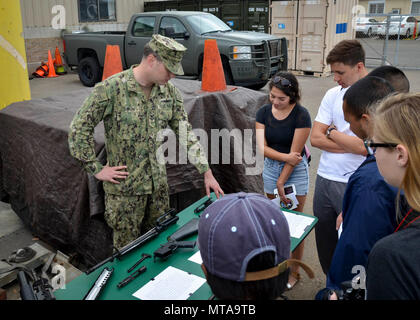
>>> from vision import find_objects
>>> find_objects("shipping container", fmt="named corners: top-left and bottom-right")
top-left (200, 0), bottom-right (221, 18)
top-left (246, 1), bottom-right (270, 33)
top-left (144, 0), bottom-right (199, 12)
top-left (144, 1), bottom-right (165, 12)
top-left (144, 0), bottom-right (270, 32)
top-left (219, 0), bottom-right (243, 30)
top-left (164, 0), bottom-right (180, 11)
top-left (179, 0), bottom-right (200, 11)
top-left (271, 0), bottom-right (357, 74)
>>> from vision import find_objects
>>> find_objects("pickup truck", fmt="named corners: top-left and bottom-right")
top-left (63, 11), bottom-right (287, 89)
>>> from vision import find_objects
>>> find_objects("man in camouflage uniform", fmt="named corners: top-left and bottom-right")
top-left (69, 34), bottom-right (224, 248)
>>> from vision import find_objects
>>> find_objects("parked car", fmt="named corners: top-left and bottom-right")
top-left (63, 11), bottom-right (288, 89)
top-left (356, 17), bottom-right (380, 37)
top-left (378, 15), bottom-right (420, 39)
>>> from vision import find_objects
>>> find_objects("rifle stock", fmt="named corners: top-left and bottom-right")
top-left (86, 208), bottom-right (178, 274)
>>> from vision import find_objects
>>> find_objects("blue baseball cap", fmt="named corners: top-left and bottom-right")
top-left (198, 192), bottom-right (291, 282)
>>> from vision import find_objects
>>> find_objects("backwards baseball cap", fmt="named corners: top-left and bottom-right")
top-left (148, 34), bottom-right (186, 76)
top-left (199, 192), bottom-right (299, 282)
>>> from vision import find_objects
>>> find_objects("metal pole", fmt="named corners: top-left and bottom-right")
top-left (394, 15), bottom-right (402, 66)
top-left (382, 15), bottom-right (390, 65)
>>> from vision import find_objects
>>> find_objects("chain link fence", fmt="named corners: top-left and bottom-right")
top-left (355, 14), bottom-right (420, 70)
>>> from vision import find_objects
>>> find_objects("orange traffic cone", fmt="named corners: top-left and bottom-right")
top-left (201, 39), bottom-right (226, 92)
top-left (32, 62), bottom-right (49, 78)
top-left (102, 45), bottom-right (123, 81)
top-left (54, 46), bottom-right (63, 66)
top-left (46, 50), bottom-right (58, 78)
top-left (54, 46), bottom-right (66, 74)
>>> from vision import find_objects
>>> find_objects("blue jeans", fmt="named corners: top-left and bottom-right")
top-left (262, 156), bottom-right (309, 196)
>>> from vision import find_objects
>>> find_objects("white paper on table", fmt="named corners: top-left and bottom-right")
top-left (282, 211), bottom-right (315, 238)
top-left (132, 266), bottom-right (206, 300)
top-left (188, 251), bottom-right (203, 265)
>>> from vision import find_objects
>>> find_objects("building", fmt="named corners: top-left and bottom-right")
top-left (20, 0), bottom-right (147, 74)
top-left (358, 0), bottom-right (420, 15)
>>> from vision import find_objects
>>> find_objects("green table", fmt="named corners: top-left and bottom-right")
top-left (55, 193), bottom-right (317, 300)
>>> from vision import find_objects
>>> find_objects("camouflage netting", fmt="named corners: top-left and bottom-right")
top-left (0, 79), bottom-right (268, 268)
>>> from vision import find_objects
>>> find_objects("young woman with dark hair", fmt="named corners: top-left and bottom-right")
top-left (256, 72), bottom-right (311, 289)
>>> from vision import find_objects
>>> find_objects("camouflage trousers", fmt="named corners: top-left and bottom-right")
top-left (104, 185), bottom-right (169, 249)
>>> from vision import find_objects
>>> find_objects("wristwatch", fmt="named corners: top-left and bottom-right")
top-left (326, 127), bottom-right (337, 139)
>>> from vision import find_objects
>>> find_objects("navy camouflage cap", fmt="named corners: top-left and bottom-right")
top-left (148, 34), bottom-right (186, 76)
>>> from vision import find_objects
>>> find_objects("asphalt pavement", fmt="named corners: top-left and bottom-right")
top-left (2, 67), bottom-right (420, 300)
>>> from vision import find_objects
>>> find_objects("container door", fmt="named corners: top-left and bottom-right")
top-left (144, 2), bottom-right (164, 12)
top-left (178, 0), bottom-right (200, 11)
top-left (164, 1), bottom-right (179, 11)
top-left (270, 1), bottom-right (298, 70)
top-left (295, 0), bottom-right (328, 73)
top-left (324, 0), bottom-right (357, 70)
top-left (220, 0), bottom-right (243, 31)
top-left (201, 0), bottom-right (221, 18)
top-left (246, 0), bottom-right (270, 33)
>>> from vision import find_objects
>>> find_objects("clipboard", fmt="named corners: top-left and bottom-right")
top-left (271, 197), bottom-right (318, 252)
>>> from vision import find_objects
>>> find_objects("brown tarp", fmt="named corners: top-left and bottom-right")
top-left (0, 79), bottom-right (267, 268)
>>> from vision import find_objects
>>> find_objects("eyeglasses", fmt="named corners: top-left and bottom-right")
top-left (272, 76), bottom-right (292, 88)
top-left (364, 139), bottom-right (398, 156)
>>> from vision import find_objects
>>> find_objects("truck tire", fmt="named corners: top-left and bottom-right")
top-left (78, 56), bottom-right (102, 87)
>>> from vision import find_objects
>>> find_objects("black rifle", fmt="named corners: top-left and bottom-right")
top-left (153, 217), bottom-right (199, 261)
top-left (167, 218), bottom-right (199, 242)
top-left (86, 208), bottom-right (179, 274)
top-left (194, 198), bottom-right (213, 215)
top-left (154, 240), bottom-right (197, 261)
top-left (17, 270), bottom-right (55, 300)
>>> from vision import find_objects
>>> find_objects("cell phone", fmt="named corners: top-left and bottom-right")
top-left (284, 184), bottom-right (297, 196)
top-left (274, 184), bottom-right (299, 210)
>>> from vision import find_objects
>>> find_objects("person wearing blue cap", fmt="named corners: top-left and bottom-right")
top-left (198, 192), bottom-right (314, 300)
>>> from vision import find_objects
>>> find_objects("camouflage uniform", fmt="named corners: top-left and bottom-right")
top-left (68, 35), bottom-right (209, 248)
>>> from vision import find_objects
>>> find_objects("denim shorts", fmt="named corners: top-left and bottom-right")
top-left (262, 156), bottom-right (309, 196)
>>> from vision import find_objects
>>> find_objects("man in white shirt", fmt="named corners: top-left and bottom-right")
top-left (310, 40), bottom-right (368, 275)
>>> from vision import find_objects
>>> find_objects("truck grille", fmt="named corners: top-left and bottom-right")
top-left (268, 40), bottom-right (280, 58)
top-left (252, 44), bottom-right (265, 59)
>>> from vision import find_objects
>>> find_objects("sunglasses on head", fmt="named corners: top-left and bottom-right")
top-left (364, 139), bottom-right (398, 156)
top-left (272, 76), bottom-right (292, 88)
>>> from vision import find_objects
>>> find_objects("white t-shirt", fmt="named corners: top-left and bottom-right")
top-left (314, 85), bottom-right (365, 183)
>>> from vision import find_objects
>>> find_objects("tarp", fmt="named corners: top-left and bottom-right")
top-left (0, 79), bottom-right (267, 268)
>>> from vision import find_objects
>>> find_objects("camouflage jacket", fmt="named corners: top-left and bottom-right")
top-left (68, 65), bottom-right (209, 195)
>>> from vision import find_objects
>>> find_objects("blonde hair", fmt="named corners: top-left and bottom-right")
top-left (374, 93), bottom-right (420, 214)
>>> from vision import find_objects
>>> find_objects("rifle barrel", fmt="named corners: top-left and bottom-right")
top-left (85, 209), bottom-right (178, 274)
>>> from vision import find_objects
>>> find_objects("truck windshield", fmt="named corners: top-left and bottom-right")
top-left (186, 14), bottom-right (232, 35)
